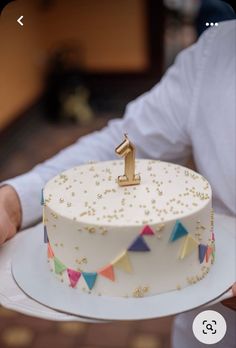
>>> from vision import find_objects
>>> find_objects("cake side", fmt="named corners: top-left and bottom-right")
top-left (43, 160), bottom-right (215, 297)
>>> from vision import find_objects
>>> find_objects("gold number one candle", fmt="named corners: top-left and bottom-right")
top-left (115, 134), bottom-right (141, 186)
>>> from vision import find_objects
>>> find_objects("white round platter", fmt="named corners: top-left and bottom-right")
top-left (10, 214), bottom-right (235, 321)
top-left (0, 228), bottom-right (101, 322)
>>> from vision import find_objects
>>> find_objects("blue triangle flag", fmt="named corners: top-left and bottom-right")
top-left (128, 235), bottom-right (150, 252)
top-left (41, 189), bottom-right (44, 205)
top-left (199, 244), bottom-right (207, 264)
top-left (169, 220), bottom-right (188, 242)
top-left (44, 225), bottom-right (49, 243)
top-left (82, 272), bottom-right (97, 290)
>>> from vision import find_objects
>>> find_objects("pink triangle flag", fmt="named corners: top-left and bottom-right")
top-left (67, 269), bottom-right (81, 288)
top-left (141, 225), bottom-right (155, 236)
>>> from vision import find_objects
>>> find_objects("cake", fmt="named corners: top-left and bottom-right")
top-left (42, 138), bottom-right (215, 298)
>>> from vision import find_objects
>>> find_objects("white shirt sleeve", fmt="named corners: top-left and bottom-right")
top-left (4, 28), bottom-right (213, 229)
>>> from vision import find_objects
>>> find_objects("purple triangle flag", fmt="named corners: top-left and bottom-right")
top-left (199, 244), bottom-right (207, 263)
top-left (128, 235), bottom-right (150, 252)
top-left (44, 225), bottom-right (49, 243)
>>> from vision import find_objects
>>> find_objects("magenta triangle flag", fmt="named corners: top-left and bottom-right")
top-left (128, 235), bottom-right (150, 252)
top-left (141, 225), bottom-right (155, 236)
top-left (67, 269), bottom-right (81, 288)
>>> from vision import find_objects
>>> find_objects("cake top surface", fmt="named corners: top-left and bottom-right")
top-left (44, 159), bottom-right (211, 226)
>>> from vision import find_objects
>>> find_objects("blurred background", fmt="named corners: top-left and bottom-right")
top-left (0, 1), bottom-right (235, 348)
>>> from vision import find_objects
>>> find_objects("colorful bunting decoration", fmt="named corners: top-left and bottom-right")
top-left (54, 257), bottom-right (67, 274)
top-left (44, 225), bottom-right (49, 243)
top-left (179, 235), bottom-right (198, 260)
top-left (128, 235), bottom-right (150, 252)
top-left (199, 244), bottom-right (207, 264)
top-left (99, 264), bottom-right (115, 281)
top-left (82, 272), bottom-right (97, 290)
top-left (141, 225), bottom-right (155, 236)
top-left (45, 218), bottom-right (215, 291)
top-left (41, 188), bottom-right (44, 205)
top-left (47, 243), bottom-right (54, 259)
top-left (67, 269), bottom-right (81, 288)
top-left (169, 221), bottom-right (188, 242)
top-left (205, 246), bottom-right (213, 263)
top-left (112, 251), bottom-right (132, 273)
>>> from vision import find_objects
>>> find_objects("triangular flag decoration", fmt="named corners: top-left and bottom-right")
top-left (54, 257), bottom-right (67, 274)
top-left (128, 235), bottom-right (150, 252)
top-left (198, 244), bottom-right (207, 264)
top-left (82, 272), bottom-right (97, 290)
top-left (67, 269), bottom-right (81, 288)
top-left (179, 235), bottom-right (198, 260)
top-left (41, 188), bottom-right (44, 205)
top-left (42, 209), bottom-right (45, 224)
top-left (112, 251), bottom-right (132, 273)
top-left (99, 264), bottom-right (115, 281)
top-left (205, 246), bottom-right (213, 263)
top-left (44, 225), bottom-right (49, 243)
top-left (211, 232), bottom-right (215, 241)
top-left (212, 249), bottom-right (216, 263)
top-left (47, 243), bottom-right (54, 259)
top-left (169, 220), bottom-right (188, 242)
top-left (141, 225), bottom-right (155, 236)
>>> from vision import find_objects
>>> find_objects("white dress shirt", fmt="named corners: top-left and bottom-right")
top-left (4, 20), bottom-right (236, 347)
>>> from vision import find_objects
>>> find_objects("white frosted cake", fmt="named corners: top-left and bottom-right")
top-left (42, 159), bottom-right (215, 297)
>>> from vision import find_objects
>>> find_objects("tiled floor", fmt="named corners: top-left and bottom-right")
top-left (0, 108), bottom-right (174, 348)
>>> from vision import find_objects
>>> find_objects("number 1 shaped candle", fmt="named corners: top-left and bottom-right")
top-left (115, 134), bottom-right (141, 186)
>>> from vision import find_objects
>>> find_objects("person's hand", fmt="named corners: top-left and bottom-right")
top-left (0, 185), bottom-right (21, 245)
top-left (222, 283), bottom-right (236, 311)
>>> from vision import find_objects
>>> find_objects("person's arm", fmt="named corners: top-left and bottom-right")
top-left (1, 26), bottom-right (216, 237)
top-left (222, 283), bottom-right (236, 311)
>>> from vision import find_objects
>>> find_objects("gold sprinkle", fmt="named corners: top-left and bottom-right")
top-left (156, 223), bottom-right (165, 232)
top-left (133, 286), bottom-right (149, 298)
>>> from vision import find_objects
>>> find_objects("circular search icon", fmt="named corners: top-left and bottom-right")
top-left (192, 310), bottom-right (227, 344)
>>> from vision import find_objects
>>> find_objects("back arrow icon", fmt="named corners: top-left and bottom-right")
top-left (17, 16), bottom-right (24, 26)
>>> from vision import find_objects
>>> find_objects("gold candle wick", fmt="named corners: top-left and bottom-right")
top-left (115, 134), bottom-right (141, 186)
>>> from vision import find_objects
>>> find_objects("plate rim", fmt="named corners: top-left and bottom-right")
top-left (11, 214), bottom-right (236, 320)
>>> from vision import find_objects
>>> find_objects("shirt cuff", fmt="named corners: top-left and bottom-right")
top-left (1, 171), bottom-right (44, 230)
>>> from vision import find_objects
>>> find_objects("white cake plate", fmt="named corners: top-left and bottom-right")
top-left (10, 214), bottom-right (235, 321)
top-left (0, 229), bottom-right (102, 322)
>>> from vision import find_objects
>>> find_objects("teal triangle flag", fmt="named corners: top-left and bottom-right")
top-left (41, 188), bottom-right (44, 205)
top-left (169, 220), bottom-right (188, 242)
top-left (54, 257), bottom-right (67, 274)
top-left (82, 272), bottom-right (97, 290)
top-left (128, 235), bottom-right (150, 252)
